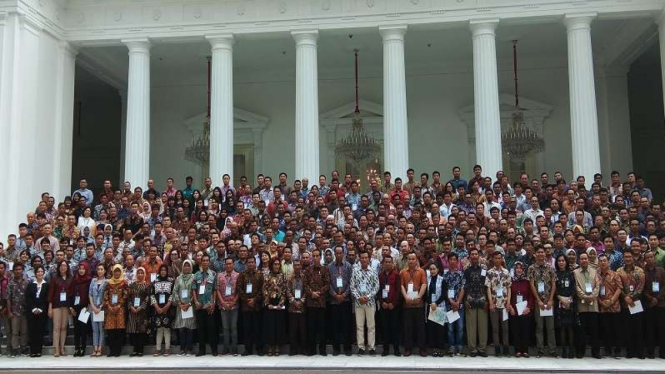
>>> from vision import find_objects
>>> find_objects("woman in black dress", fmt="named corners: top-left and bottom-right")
top-left (25, 265), bottom-right (49, 357)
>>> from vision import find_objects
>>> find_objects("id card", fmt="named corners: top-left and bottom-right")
top-left (112, 294), bottom-right (118, 304)
top-left (359, 284), bottom-right (367, 294)
top-left (496, 287), bottom-right (504, 298)
top-left (199, 284), bottom-right (206, 295)
top-left (60, 292), bottom-right (67, 302)
top-left (159, 294), bottom-right (166, 304)
top-left (653, 282), bottom-right (660, 293)
top-left (225, 285), bottom-right (232, 297)
top-left (537, 282), bottom-right (545, 293)
top-left (151, 273), bottom-right (157, 283)
top-left (599, 285), bottom-right (606, 297)
top-left (448, 289), bottom-right (455, 299)
top-left (382, 289), bottom-right (388, 298)
top-left (585, 282), bottom-right (592, 294)
top-left (181, 289), bottom-right (189, 299)
top-left (294, 289), bottom-right (302, 299)
top-left (407, 282), bottom-right (414, 294)
top-left (336, 276), bottom-right (343, 288)
top-left (246, 284), bottom-right (253, 294)
top-left (516, 294), bottom-right (524, 303)
top-left (480, 269), bottom-right (487, 277)
top-left (133, 297), bottom-right (140, 307)
top-left (74, 296), bottom-right (80, 305)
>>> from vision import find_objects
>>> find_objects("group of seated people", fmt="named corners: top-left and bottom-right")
top-left (0, 165), bottom-right (663, 360)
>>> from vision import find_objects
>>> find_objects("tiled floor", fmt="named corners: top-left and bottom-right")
top-left (1, 354), bottom-right (663, 372)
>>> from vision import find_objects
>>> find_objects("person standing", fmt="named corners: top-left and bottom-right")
top-left (286, 259), bottom-right (306, 356)
top-left (216, 257), bottom-right (240, 355)
top-left (617, 250), bottom-right (645, 359)
top-left (71, 262), bottom-right (92, 356)
top-left (350, 251), bottom-right (379, 356)
top-left (304, 248), bottom-right (330, 356)
top-left (88, 264), bottom-right (107, 357)
top-left (104, 264), bottom-right (128, 357)
top-left (238, 256), bottom-right (264, 356)
top-left (642, 251), bottom-right (664, 359)
top-left (554, 254), bottom-right (575, 359)
top-left (378, 255), bottom-right (401, 357)
top-left (151, 264), bottom-right (174, 356)
top-left (192, 254), bottom-right (218, 356)
top-left (574, 252), bottom-right (600, 358)
top-left (47, 260), bottom-right (73, 357)
top-left (399, 252), bottom-right (427, 357)
top-left (443, 253), bottom-right (465, 356)
top-left (425, 262), bottom-right (447, 357)
top-left (485, 251), bottom-right (512, 357)
top-left (263, 259), bottom-right (286, 356)
top-left (172, 260), bottom-right (196, 356)
top-left (597, 253), bottom-right (622, 358)
top-left (509, 262), bottom-right (533, 357)
top-left (528, 245), bottom-right (557, 357)
top-left (327, 247), bottom-right (353, 356)
top-left (6, 263), bottom-right (29, 357)
top-left (26, 265), bottom-right (48, 357)
top-left (127, 267), bottom-right (150, 356)
top-left (463, 248), bottom-right (488, 357)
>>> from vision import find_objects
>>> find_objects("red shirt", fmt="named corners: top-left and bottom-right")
top-left (379, 269), bottom-right (401, 306)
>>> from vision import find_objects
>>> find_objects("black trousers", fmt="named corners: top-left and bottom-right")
top-left (576, 312), bottom-right (599, 356)
top-left (179, 328), bottom-right (194, 353)
top-left (289, 313), bottom-right (307, 354)
top-left (645, 306), bottom-right (665, 357)
top-left (130, 332), bottom-right (147, 354)
top-left (195, 309), bottom-right (218, 354)
top-left (107, 329), bottom-right (125, 356)
top-left (426, 320), bottom-right (446, 350)
top-left (623, 309), bottom-right (644, 357)
top-left (307, 307), bottom-right (326, 354)
top-left (402, 307), bottom-right (426, 351)
top-left (330, 302), bottom-right (351, 351)
top-left (263, 309), bottom-right (285, 346)
top-left (73, 318), bottom-right (89, 351)
top-left (242, 310), bottom-right (263, 353)
top-left (27, 313), bottom-right (46, 355)
top-left (511, 314), bottom-right (531, 354)
top-left (599, 312), bottom-right (620, 355)
top-left (379, 308), bottom-right (400, 349)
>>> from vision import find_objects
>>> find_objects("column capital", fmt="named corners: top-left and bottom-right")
top-left (122, 38), bottom-right (151, 53)
top-left (60, 41), bottom-right (78, 59)
top-left (469, 19), bottom-right (499, 37)
top-left (291, 30), bottom-right (319, 45)
top-left (206, 33), bottom-right (234, 50)
top-left (656, 9), bottom-right (665, 27)
top-left (379, 25), bottom-right (407, 41)
top-left (563, 13), bottom-right (597, 32)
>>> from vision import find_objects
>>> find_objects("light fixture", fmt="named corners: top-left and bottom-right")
top-left (335, 49), bottom-right (381, 165)
top-left (501, 40), bottom-right (545, 160)
top-left (184, 56), bottom-right (212, 167)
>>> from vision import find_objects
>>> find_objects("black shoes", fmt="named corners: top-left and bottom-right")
top-left (357, 348), bottom-right (365, 356)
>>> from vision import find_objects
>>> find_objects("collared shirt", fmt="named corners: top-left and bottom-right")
top-left (399, 267), bottom-right (427, 308)
top-left (616, 265), bottom-right (645, 308)
top-left (74, 188), bottom-right (94, 206)
top-left (644, 266), bottom-right (665, 308)
top-left (286, 272), bottom-right (306, 313)
top-left (378, 269), bottom-right (401, 306)
top-left (350, 265), bottom-right (379, 308)
top-left (485, 267), bottom-right (511, 309)
top-left (598, 269), bottom-right (622, 313)
top-left (304, 264), bottom-right (330, 308)
top-left (216, 270), bottom-right (239, 308)
top-left (6, 277), bottom-right (29, 316)
top-left (605, 250), bottom-right (624, 272)
top-left (192, 268), bottom-right (217, 307)
top-left (327, 261), bottom-right (352, 304)
top-left (573, 266), bottom-right (600, 312)
top-left (527, 262), bottom-right (556, 303)
top-left (464, 264), bottom-right (488, 308)
top-left (238, 269), bottom-right (263, 312)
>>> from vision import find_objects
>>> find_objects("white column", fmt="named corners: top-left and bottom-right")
top-left (564, 14), bottom-right (601, 184)
top-left (380, 25), bottom-right (409, 182)
top-left (122, 38), bottom-right (151, 190)
top-left (52, 42), bottom-right (77, 201)
top-left (206, 34), bottom-right (235, 185)
top-left (470, 19), bottom-right (502, 179)
top-left (118, 90), bottom-right (128, 185)
top-left (292, 30), bottom-right (320, 183)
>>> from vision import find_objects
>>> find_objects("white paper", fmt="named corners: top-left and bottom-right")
top-left (502, 308), bottom-right (509, 321)
top-left (446, 310), bottom-right (460, 324)
top-left (629, 300), bottom-right (644, 315)
top-left (428, 308), bottom-right (446, 326)
top-left (516, 301), bottom-right (528, 316)
top-left (151, 273), bottom-right (157, 283)
top-left (181, 307), bottom-right (194, 319)
top-left (539, 307), bottom-right (553, 317)
top-left (78, 308), bottom-right (90, 323)
top-left (92, 311), bottom-right (105, 322)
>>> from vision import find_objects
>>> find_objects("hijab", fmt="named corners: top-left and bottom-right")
top-left (156, 264), bottom-right (169, 282)
top-left (180, 259), bottom-right (194, 283)
top-left (74, 262), bottom-right (92, 286)
top-left (511, 261), bottom-right (528, 282)
top-left (108, 264), bottom-right (125, 285)
top-left (134, 266), bottom-right (148, 284)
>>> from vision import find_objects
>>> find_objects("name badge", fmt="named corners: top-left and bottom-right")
top-left (564, 279), bottom-right (569, 288)
top-left (133, 297), bottom-right (140, 307)
top-left (407, 282), bottom-right (414, 294)
top-left (516, 294), bottom-right (524, 303)
top-left (159, 294), bottom-right (166, 304)
top-left (444, 269), bottom-right (449, 274)
top-left (352, 204), bottom-right (358, 211)
top-left (496, 287), bottom-right (504, 298)
top-left (629, 285), bottom-right (634, 292)
top-left (537, 282), bottom-right (545, 293)
top-left (359, 284), bottom-right (367, 294)
top-left (294, 289), bottom-right (302, 299)
top-left (112, 294), bottom-right (118, 304)
top-left (448, 289), bottom-right (455, 299)
top-left (510, 268), bottom-right (515, 277)
top-left (151, 273), bottom-right (157, 283)
top-left (246, 284), bottom-right (253, 294)
top-left (336, 276), bottom-right (343, 288)
top-left (199, 284), bottom-right (206, 295)
top-left (60, 292), bottom-right (67, 302)
top-left (599, 286), bottom-right (605, 297)
top-left (74, 296), bottom-right (81, 305)
top-left (653, 282), bottom-right (660, 293)
top-left (431, 294), bottom-right (436, 303)
top-left (480, 269), bottom-right (487, 277)
top-left (225, 285), bottom-right (232, 297)
top-left (382, 289), bottom-right (388, 298)
top-left (585, 282), bottom-right (592, 294)
top-left (181, 289), bottom-right (189, 299)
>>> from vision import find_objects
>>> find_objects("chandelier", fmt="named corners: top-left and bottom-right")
top-left (335, 49), bottom-right (381, 165)
top-left (501, 40), bottom-right (544, 160)
top-left (184, 56), bottom-right (212, 165)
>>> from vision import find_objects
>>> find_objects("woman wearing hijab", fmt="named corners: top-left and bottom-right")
top-left (586, 247), bottom-right (599, 269)
top-left (26, 265), bottom-right (48, 357)
top-left (425, 262), bottom-right (447, 356)
top-left (72, 262), bottom-right (92, 357)
top-left (151, 264), bottom-right (174, 356)
top-left (262, 258), bottom-right (286, 356)
top-left (89, 263), bottom-right (107, 357)
top-left (508, 261), bottom-right (534, 357)
top-left (127, 267), bottom-right (151, 356)
top-left (47, 260), bottom-right (73, 357)
top-left (555, 253), bottom-right (577, 359)
top-left (173, 259), bottom-right (196, 356)
top-left (103, 264), bottom-right (128, 357)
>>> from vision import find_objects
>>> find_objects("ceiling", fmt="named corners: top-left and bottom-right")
top-left (77, 17), bottom-right (657, 89)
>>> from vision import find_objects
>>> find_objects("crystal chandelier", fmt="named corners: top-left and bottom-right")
top-left (502, 40), bottom-right (544, 160)
top-left (184, 56), bottom-right (212, 166)
top-left (335, 49), bottom-right (381, 165)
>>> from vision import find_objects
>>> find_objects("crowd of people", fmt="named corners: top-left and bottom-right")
top-left (0, 165), bottom-right (663, 361)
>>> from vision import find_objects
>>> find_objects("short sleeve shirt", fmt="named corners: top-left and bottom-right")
top-left (527, 262), bottom-right (556, 303)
